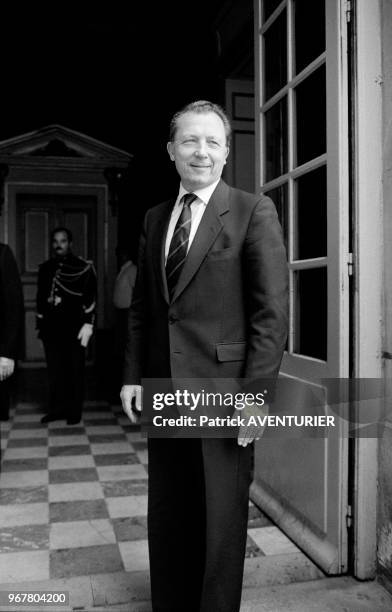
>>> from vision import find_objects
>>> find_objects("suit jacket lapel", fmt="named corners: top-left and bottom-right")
top-left (172, 180), bottom-right (230, 302)
top-left (151, 199), bottom-right (174, 304)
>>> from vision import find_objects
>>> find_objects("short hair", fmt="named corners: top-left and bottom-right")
top-left (51, 227), bottom-right (73, 242)
top-left (169, 100), bottom-right (232, 146)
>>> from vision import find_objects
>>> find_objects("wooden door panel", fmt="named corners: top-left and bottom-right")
top-left (63, 211), bottom-right (89, 260)
top-left (17, 203), bottom-right (53, 362)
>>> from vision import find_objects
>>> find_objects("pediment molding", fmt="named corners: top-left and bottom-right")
top-left (0, 125), bottom-right (132, 165)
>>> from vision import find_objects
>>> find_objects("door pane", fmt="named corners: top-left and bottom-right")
top-left (295, 66), bottom-right (326, 166)
top-left (294, 267), bottom-right (327, 360)
top-left (264, 97), bottom-right (288, 181)
top-left (263, 9), bottom-right (287, 101)
top-left (24, 211), bottom-right (49, 273)
top-left (265, 183), bottom-right (288, 251)
top-left (263, 0), bottom-right (283, 22)
top-left (294, 166), bottom-right (327, 259)
top-left (294, 0), bottom-right (325, 74)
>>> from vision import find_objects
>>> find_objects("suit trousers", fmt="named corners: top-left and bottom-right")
top-left (147, 437), bottom-right (252, 612)
top-left (0, 378), bottom-right (11, 420)
top-left (42, 335), bottom-right (86, 420)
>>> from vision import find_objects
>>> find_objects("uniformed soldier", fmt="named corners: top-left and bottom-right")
top-left (36, 227), bottom-right (97, 425)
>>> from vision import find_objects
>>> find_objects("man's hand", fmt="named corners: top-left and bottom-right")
top-left (120, 384), bottom-right (143, 424)
top-left (0, 357), bottom-right (15, 381)
top-left (237, 403), bottom-right (269, 447)
top-left (77, 323), bottom-right (93, 347)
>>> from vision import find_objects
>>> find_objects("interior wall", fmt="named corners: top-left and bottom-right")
top-left (379, 0), bottom-right (392, 594)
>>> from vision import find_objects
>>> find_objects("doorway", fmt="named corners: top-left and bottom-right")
top-left (15, 193), bottom-right (97, 363)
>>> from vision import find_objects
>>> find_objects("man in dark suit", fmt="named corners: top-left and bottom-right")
top-left (121, 100), bottom-right (288, 612)
top-left (0, 243), bottom-right (24, 421)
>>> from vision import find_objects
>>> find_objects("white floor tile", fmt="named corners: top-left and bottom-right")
top-left (136, 450), bottom-right (148, 465)
top-left (2, 502), bottom-right (48, 527)
top-left (0, 550), bottom-right (49, 582)
top-left (3, 447), bottom-right (48, 459)
top-left (8, 429), bottom-right (48, 439)
top-left (0, 471), bottom-right (48, 488)
top-left (48, 435), bottom-right (89, 447)
top-left (118, 540), bottom-right (149, 572)
top-left (106, 495), bottom-right (148, 518)
top-left (48, 482), bottom-right (104, 503)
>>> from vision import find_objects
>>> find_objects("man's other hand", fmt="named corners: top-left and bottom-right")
top-left (0, 357), bottom-right (15, 381)
top-left (237, 403), bottom-right (269, 447)
top-left (78, 323), bottom-right (93, 347)
top-left (121, 384), bottom-right (143, 423)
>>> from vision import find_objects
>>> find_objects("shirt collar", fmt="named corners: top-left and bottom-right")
top-left (177, 178), bottom-right (221, 207)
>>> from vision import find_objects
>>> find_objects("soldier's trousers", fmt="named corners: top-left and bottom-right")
top-left (43, 335), bottom-right (85, 421)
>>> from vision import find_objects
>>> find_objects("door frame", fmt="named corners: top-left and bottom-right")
top-left (351, 0), bottom-right (382, 580)
top-left (5, 181), bottom-right (108, 359)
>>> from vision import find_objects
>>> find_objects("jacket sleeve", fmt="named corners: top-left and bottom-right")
top-left (243, 196), bottom-right (289, 397)
top-left (122, 214), bottom-right (148, 385)
top-left (113, 262), bottom-right (137, 309)
top-left (36, 262), bottom-right (47, 330)
top-left (0, 245), bottom-right (24, 359)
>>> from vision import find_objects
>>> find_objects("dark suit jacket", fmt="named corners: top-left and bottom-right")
top-left (0, 243), bottom-right (24, 359)
top-left (123, 180), bottom-right (288, 398)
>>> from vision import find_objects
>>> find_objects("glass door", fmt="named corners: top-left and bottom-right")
top-left (252, 0), bottom-right (350, 573)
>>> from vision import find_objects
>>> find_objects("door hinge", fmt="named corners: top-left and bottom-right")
top-left (346, 504), bottom-right (353, 528)
top-left (345, 0), bottom-right (352, 23)
top-left (347, 252), bottom-right (354, 276)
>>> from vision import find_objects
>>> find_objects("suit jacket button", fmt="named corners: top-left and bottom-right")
top-left (169, 315), bottom-right (178, 324)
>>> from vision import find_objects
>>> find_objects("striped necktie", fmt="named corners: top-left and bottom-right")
top-left (166, 193), bottom-right (197, 300)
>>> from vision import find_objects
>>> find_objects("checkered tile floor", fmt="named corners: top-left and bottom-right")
top-left (0, 400), bottom-right (300, 585)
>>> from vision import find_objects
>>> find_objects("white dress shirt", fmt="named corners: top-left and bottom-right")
top-left (164, 179), bottom-right (220, 262)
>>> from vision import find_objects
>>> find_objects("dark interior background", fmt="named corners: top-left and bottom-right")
top-left (0, 2), bottom-right (254, 256)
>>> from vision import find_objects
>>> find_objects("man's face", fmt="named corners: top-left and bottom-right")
top-left (167, 111), bottom-right (229, 191)
top-left (52, 231), bottom-right (71, 257)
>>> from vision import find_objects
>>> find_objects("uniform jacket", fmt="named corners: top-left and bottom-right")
top-left (36, 253), bottom-right (97, 338)
top-left (123, 180), bottom-right (288, 397)
top-left (0, 243), bottom-right (24, 359)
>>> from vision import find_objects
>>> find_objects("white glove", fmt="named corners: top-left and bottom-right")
top-left (0, 357), bottom-right (15, 381)
top-left (77, 323), bottom-right (93, 347)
